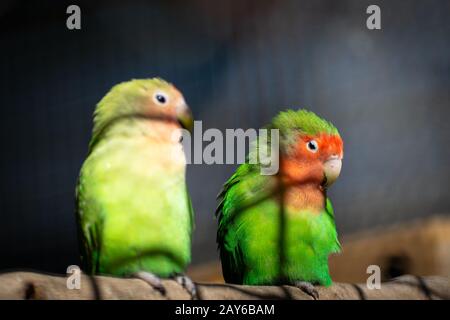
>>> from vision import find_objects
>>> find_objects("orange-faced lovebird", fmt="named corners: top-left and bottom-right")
top-left (75, 78), bottom-right (196, 298)
top-left (216, 109), bottom-right (344, 299)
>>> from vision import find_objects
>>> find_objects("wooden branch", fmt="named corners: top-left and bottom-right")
top-left (0, 271), bottom-right (449, 300)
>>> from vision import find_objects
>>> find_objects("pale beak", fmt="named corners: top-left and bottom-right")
top-left (176, 104), bottom-right (194, 133)
top-left (323, 155), bottom-right (342, 187)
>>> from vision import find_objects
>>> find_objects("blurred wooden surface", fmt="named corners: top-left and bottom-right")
top-left (330, 216), bottom-right (450, 282)
top-left (187, 216), bottom-right (450, 283)
top-left (0, 271), bottom-right (448, 300)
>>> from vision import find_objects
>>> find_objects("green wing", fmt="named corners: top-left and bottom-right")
top-left (75, 173), bottom-right (102, 274)
top-left (325, 197), bottom-right (341, 251)
top-left (216, 163), bottom-right (273, 283)
top-left (186, 184), bottom-right (195, 237)
top-left (215, 167), bottom-right (246, 284)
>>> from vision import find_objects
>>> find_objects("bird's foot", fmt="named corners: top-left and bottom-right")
top-left (133, 271), bottom-right (166, 296)
top-left (294, 281), bottom-right (319, 300)
top-left (172, 273), bottom-right (198, 300)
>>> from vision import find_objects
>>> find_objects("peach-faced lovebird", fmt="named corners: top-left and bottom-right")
top-left (216, 109), bottom-right (343, 299)
top-left (75, 78), bottom-right (196, 297)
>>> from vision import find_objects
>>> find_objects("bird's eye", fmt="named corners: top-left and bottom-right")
top-left (154, 92), bottom-right (168, 105)
top-left (306, 140), bottom-right (319, 153)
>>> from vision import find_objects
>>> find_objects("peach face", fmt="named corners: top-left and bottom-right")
top-left (141, 83), bottom-right (193, 132)
top-left (281, 133), bottom-right (344, 187)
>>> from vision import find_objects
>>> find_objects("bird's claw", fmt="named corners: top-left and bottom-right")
top-left (173, 274), bottom-right (198, 300)
top-left (133, 271), bottom-right (167, 296)
top-left (294, 281), bottom-right (319, 300)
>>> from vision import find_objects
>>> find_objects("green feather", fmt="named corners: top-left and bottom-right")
top-left (270, 109), bottom-right (339, 136)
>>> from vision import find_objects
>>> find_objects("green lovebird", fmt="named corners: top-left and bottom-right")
top-left (216, 109), bottom-right (344, 298)
top-left (75, 78), bottom-right (195, 296)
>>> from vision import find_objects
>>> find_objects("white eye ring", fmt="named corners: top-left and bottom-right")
top-left (306, 140), bottom-right (319, 153)
top-left (153, 92), bottom-right (168, 106)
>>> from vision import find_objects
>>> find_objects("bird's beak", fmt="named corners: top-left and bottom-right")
top-left (323, 155), bottom-right (342, 187)
top-left (176, 104), bottom-right (194, 133)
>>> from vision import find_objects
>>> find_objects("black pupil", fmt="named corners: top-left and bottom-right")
top-left (308, 141), bottom-right (316, 150)
top-left (156, 94), bottom-right (166, 103)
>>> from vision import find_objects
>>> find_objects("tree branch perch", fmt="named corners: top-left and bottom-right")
top-left (0, 271), bottom-right (448, 300)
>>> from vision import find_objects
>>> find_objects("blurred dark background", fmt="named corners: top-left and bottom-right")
top-left (0, 0), bottom-right (449, 274)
